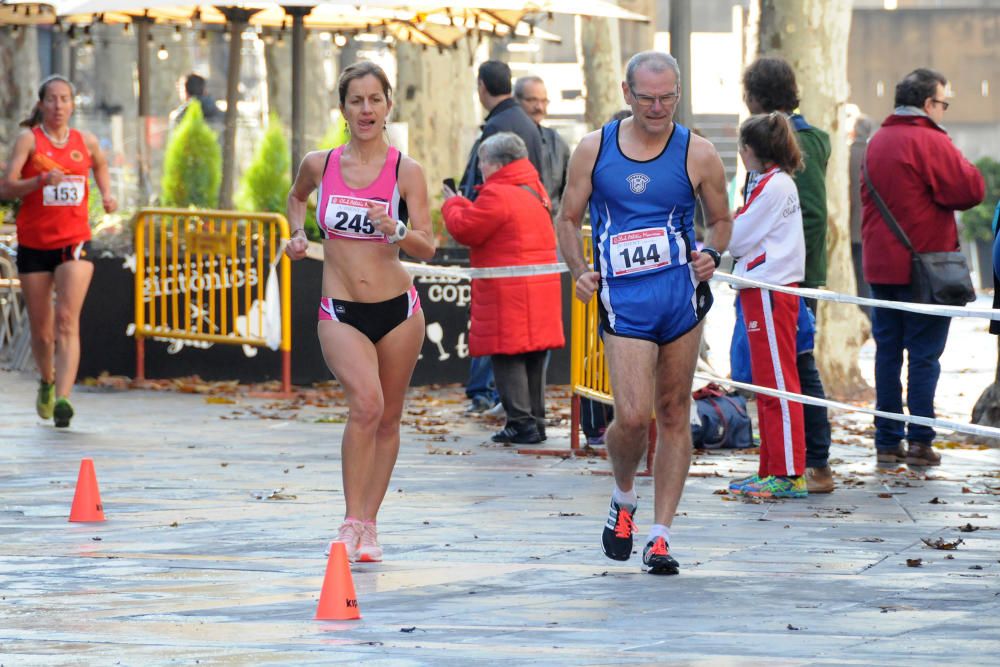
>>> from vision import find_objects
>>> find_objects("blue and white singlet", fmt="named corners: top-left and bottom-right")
top-left (589, 119), bottom-right (712, 344)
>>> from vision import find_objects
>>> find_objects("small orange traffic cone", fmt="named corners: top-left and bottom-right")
top-left (69, 458), bottom-right (105, 522)
top-left (315, 541), bottom-right (361, 620)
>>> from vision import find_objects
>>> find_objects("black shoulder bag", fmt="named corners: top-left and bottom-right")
top-left (862, 162), bottom-right (975, 306)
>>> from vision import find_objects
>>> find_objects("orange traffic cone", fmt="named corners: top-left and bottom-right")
top-left (69, 458), bottom-right (105, 522)
top-left (315, 541), bottom-right (361, 620)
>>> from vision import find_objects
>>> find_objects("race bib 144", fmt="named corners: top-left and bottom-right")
top-left (609, 227), bottom-right (671, 277)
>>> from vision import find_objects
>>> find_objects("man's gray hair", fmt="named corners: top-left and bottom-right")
top-left (625, 51), bottom-right (681, 89)
top-left (478, 132), bottom-right (528, 167)
top-left (513, 75), bottom-right (544, 100)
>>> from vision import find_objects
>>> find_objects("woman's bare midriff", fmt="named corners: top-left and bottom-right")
top-left (321, 238), bottom-right (412, 302)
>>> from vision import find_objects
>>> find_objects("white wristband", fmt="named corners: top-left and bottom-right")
top-left (387, 219), bottom-right (408, 244)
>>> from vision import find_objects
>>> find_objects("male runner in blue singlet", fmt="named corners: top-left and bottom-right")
top-left (556, 52), bottom-right (732, 575)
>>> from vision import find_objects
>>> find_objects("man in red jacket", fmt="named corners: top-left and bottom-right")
top-left (861, 68), bottom-right (985, 467)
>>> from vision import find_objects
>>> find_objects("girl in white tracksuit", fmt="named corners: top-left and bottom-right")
top-left (728, 113), bottom-right (808, 499)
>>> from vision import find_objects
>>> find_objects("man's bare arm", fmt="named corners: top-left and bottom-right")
top-left (685, 134), bottom-right (732, 282)
top-left (555, 131), bottom-right (602, 301)
top-left (689, 134), bottom-right (732, 254)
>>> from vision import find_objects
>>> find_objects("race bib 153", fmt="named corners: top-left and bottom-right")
top-left (42, 175), bottom-right (85, 207)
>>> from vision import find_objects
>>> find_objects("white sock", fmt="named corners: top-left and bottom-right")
top-left (648, 524), bottom-right (670, 544)
top-left (612, 485), bottom-right (638, 508)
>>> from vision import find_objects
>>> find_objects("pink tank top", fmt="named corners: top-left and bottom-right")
top-left (316, 145), bottom-right (408, 243)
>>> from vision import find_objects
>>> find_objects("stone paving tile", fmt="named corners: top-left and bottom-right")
top-left (2, 369), bottom-right (1000, 665)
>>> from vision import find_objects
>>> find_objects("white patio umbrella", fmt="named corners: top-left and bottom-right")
top-left (52, 0), bottom-right (562, 204)
top-left (0, 0), bottom-right (57, 24)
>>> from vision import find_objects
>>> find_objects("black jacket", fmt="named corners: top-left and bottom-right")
top-left (459, 97), bottom-right (544, 200)
top-left (539, 124), bottom-right (570, 212)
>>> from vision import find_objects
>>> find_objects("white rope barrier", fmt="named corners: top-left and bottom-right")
top-left (694, 372), bottom-right (1000, 441)
top-left (403, 261), bottom-right (568, 280)
top-left (401, 260), bottom-right (999, 439)
top-left (402, 261), bottom-right (1000, 321)
top-left (712, 271), bottom-right (1000, 321)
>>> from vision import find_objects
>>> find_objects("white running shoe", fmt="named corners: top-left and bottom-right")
top-left (325, 520), bottom-right (363, 561)
top-left (356, 522), bottom-right (383, 562)
top-left (485, 402), bottom-right (506, 417)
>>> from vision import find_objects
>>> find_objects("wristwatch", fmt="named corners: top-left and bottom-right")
top-left (387, 219), bottom-right (408, 244)
top-left (702, 247), bottom-right (721, 268)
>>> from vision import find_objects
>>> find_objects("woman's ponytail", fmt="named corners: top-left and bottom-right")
top-left (739, 112), bottom-right (804, 174)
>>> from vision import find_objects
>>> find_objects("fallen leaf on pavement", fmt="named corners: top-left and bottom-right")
top-left (906, 558), bottom-right (923, 567)
top-left (921, 537), bottom-right (964, 550)
top-left (426, 446), bottom-right (471, 456)
top-left (314, 416), bottom-right (346, 424)
top-left (251, 488), bottom-right (297, 501)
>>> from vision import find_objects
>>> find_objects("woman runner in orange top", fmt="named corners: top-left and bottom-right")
top-left (2, 75), bottom-right (117, 427)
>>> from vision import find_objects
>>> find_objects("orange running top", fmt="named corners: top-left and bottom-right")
top-left (15, 126), bottom-right (92, 250)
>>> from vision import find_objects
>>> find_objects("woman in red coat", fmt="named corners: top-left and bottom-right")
top-left (442, 132), bottom-right (565, 444)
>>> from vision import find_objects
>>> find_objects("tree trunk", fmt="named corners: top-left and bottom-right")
top-left (488, 35), bottom-right (510, 62)
top-left (617, 0), bottom-right (655, 65)
top-left (577, 16), bottom-right (622, 131)
top-left (264, 38), bottom-right (291, 131)
top-left (0, 26), bottom-right (40, 154)
top-left (394, 42), bottom-right (476, 197)
top-left (668, 0), bottom-right (693, 128)
top-left (971, 337), bottom-right (1000, 434)
top-left (758, 0), bottom-right (868, 399)
top-left (304, 35), bottom-right (337, 150)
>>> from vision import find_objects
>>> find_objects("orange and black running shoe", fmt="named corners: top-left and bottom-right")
top-left (601, 498), bottom-right (637, 561)
top-left (642, 536), bottom-right (680, 575)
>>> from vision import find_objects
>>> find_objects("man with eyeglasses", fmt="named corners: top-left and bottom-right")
top-left (556, 51), bottom-right (732, 575)
top-left (861, 68), bottom-right (984, 468)
top-left (515, 76), bottom-right (571, 212)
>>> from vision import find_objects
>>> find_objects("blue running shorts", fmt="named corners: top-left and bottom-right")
top-left (598, 266), bottom-right (712, 345)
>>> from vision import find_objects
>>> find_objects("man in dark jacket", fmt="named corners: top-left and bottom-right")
top-left (862, 68), bottom-right (985, 467)
top-left (459, 61), bottom-right (545, 413)
top-left (459, 61), bottom-right (544, 200)
top-left (169, 73), bottom-right (223, 131)
top-left (514, 75), bottom-right (570, 211)
top-left (741, 56), bottom-right (834, 494)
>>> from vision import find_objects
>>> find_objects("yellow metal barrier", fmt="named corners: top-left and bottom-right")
top-left (570, 227), bottom-right (613, 405)
top-left (133, 208), bottom-right (292, 392)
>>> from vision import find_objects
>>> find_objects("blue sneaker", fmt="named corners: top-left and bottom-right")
top-left (728, 474), bottom-right (761, 496)
top-left (745, 475), bottom-right (808, 499)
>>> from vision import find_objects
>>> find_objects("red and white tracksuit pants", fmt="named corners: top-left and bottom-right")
top-left (739, 287), bottom-right (805, 477)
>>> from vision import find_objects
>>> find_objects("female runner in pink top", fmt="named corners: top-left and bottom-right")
top-left (284, 61), bottom-right (436, 562)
